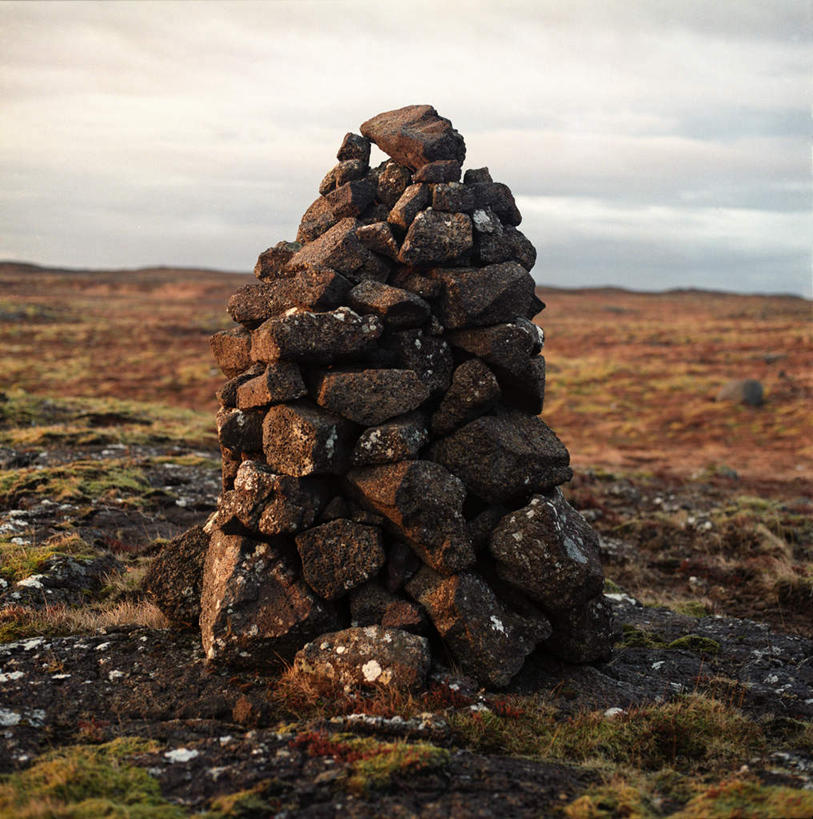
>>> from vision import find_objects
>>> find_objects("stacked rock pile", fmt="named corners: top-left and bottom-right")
top-left (203, 105), bottom-right (614, 690)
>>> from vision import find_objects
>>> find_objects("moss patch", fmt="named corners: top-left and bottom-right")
top-left (0, 737), bottom-right (184, 818)
top-left (674, 778), bottom-right (813, 818)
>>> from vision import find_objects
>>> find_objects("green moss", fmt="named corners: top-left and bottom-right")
top-left (674, 778), bottom-right (813, 818)
top-left (667, 635), bottom-right (721, 656)
top-left (564, 781), bottom-right (652, 818)
top-left (0, 533), bottom-right (95, 582)
top-left (346, 739), bottom-right (449, 796)
top-left (672, 601), bottom-right (710, 618)
top-left (205, 781), bottom-right (277, 816)
top-left (0, 737), bottom-right (185, 818)
top-left (617, 625), bottom-right (668, 649)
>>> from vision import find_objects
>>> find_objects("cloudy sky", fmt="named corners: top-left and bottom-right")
top-left (1, 1), bottom-right (810, 294)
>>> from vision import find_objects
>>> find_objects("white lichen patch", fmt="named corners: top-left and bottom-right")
top-left (164, 748), bottom-right (200, 763)
top-left (489, 615), bottom-right (506, 634)
top-left (361, 659), bottom-right (382, 682)
top-left (0, 671), bottom-right (24, 683)
top-left (0, 709), bottom-right (21, 727)
top-left (17, 575), bottom-right (45, 589)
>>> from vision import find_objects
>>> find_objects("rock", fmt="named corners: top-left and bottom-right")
top-left (384, 539), bottom-right (423, 592)
top-left (226, 271), bottom-right (352, 329)
top-left (381, 599), bottom-right (426, 633)
top-left (446, 321), bottom-right (536, 378)
top-left (235, 362), bottom-right (307, 409)
top-left (312, 368), bottom-right (430, 425)
top-left (384, 329), bottom-right (454, 397)
top-left (216, 408), bottom-right (263, 458)
top-left (323, 178), bottom-right (376, 219)
top-left (431, 359), bottom-right (501, 436)
top-left (347, 460), bottom-right (475, 574)
top-left (254, 241), bottom-right (302, 280)
top-left (429, 407), bottom-right (572, 503)
top-left (355, 221), bottom-right (400, 260)
top-left (413, 160), bottom-right (462, 182)
top-left (220, 445), bottom-right (241, 491)
top-left (218, 460), bottom-right (328, 535)
top-left (470, 182), bottom-right (522, 226)
top-left (501, 355), bottom-right (546, 414)
top-left (143, 525), bottom-right (209, 629)
top-left (318, 159), bottom-right (369, 195)
top-left (467, 505), bottom-right (508, 552)
top-left (489, 489), bottom-right (604, 612)
top-left (293, 625), bottom-right (431, 692)
top-left (210, 328), bottom-right (252, 378)
top-left (398, 210), bottom-right (473, 266)
top-left (471, 207), bottom-right (502, 235)
top-left (251, 307), bottom-right (383, 364)
top-left (200, 530), bottom-right (337, 668)
top-left (406, 568), bottom-right (549, 687)
top-left (375, 159), bottom-right (412, 208)
top-left (389, 266), bottom-right (442, 301)
top-left (432, 182), bottom-right (476, 213)
top-left (463, 167), bottom-right (492, 184)
top-left (428, 262), bottom-right (537, 329)
top-left (216, 364), bottom-right (265, 408)
top-left (716, 379), bottom-right (764, 407)
top-left (476, 224), bottom-right (536, 270)
top-left (348, 280), bottom-right (430, 329)
top-left (295, 519), bottom-right (385, 600)
top-left (361, 104), bottom-right (466, 171)
top-left (337, 132), bottom-right (371, 163)
top-left (543, 596), bottom-right (617, 663)
top-left (387, 183), bottom-right (430, 232)
top-left (296, 196), bottom-right (338, 244)
top-left (262, 401), bottom-right (355, 476)
top-left (351, 413), bottom-right (429, 466)
top-left (287, 218), bottom-right (388, 283)
top-left (349, 581), bottom-right (398, 625)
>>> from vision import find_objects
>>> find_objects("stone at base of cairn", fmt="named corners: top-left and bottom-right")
top-left (171, 105), bottom-right (615, 692)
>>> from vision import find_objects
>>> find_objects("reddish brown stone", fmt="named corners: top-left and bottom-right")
top-left (295, 519), bottom-right (385, 600)
top-left (323, 178), bottom-right (376, 219)
top-left (355, 222), bottom-right (400, 260)
top-left (347, 460), bottom-right (475, 575)
top-left (413, 160), bottom-right (461, 182)
top-left (375, 159), bottom-right (412, 207)
top-left (318, 159), bottom-right (369, 195)
top-left (262, 400), bottom-right (355, 476)
top-left (235, 362), bottom-right (307, 409)
top-left (216, 365), bottom-right (265, 408)
top-left (387, 183), bottom-right (430, 232)
top-left (337, 132), bottom-right (371, 163)
top-left (210, 327), bottom-right (252, 378)
top-left (360, 105), bottom-right (466, 171)
top-left (348, 280), bottom-right (430, 329)
top-left (296, 196), bottom-right (338, 244)
top-left (254, 241), bottom-right (301, 280)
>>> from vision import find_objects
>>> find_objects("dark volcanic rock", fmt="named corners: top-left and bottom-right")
top-left (428, 262), bottom-right (537, 329)
top-left (470, 182), bottom-right (522, 226)
top-left (398, 210), bottom-right (473, 266)
top-left (385, 329), bottom-right (455, 397)
top-left (295, 519), bottom-right (385, 600)
top-left (200, 530), bottom-right (337, 668)
top-left (216, 364), bottom-right (265, 408)
top-left (210, 328), bottom-right (252, 378)
top-left (143, 525), bottom-right (210, 629)
top-left (262, 401), bottom-right (355, 477)
top-left (431, 359), bottom-right (501, 436)
top-left (406, 568), bottom-right (550, 687)
top-left (296, 196), bottom-right (338, 244)
top-left (348, 280), bottom-right (430, 328)
top-left (361, 104), bottom-right (466, 171)
top-left (432, 182), bottom-right (476, 213)
top-left (463, 167), bottom-right (492, 184)
top-left (544, 595), bottom-right (617, 663)
top-left (251, 307), bottom-right (383, 364)
top-left (235, 362), bottom-right (307, 409)
top-left (489, 490), bottom-right (604, 612)
top-left (351, 413), bottom-right (429, 466)
top-left (347, 460), bottom-right (475, 575)
top-left (216, 408), bottom-right (263, 458)
top-left (337, 132), bottom-right (371, 163)
top-left (294, 625), bottom-right (431, 692)
top-left (716, 378), bottom-right (765, 407)
top-left (254, 241), bottom-right (302, 280)
top-left (323, 178), bottom-right (376, 219)
top-left (388, 183), bottom-right (430, 232)
top-left (447, 321), bottom-right (538, 377)
top-left (355, 221), bottom-right (401, 260)
top-left (219, 460), bottom-right (328, 535)
top-left (375, 159), bottom-right (413, 208)
top-left (312, 368), bottom-right (430, 425)
top-left (318, 159), bottom-right (369, 195)
top-left (430, 408), bottom-right (572, 503)
top-left (413, 159), bottom-right (462, 182)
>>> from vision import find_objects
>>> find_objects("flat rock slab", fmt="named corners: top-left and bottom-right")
top-left (428, 262), bottom-right (537, 329)
top-left (348, 279), bottom-right (430, 329)
top-left (294, 625), bottom-right (430, 692)
top-left (262, 401), bottom-right (354, 476)
top-left (235, 362), bottom-right (306, 409)
top-left (489, 489), bottom-right (604, 613)
top-left (251, 307), bottom-right (383, 364)
top-left (351, 413), bottom-right (429, 466)
top-left (295, 519), bottom-right (385, 600)
top-left (312, 367), bottom-right (430, 426)
top-left (406, 568), bottom-right (550, 688)
top-left (347, 460), bottom-right (475, 575)
top-left (361, 104), bottom-right (466, 171)
top-left (430, 408), bottom-right (572, 503)
top-left (200, 530), bottom-right (337, 669)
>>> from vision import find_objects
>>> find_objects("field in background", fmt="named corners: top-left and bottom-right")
top-left (2, 262), bottom-right (810, 485)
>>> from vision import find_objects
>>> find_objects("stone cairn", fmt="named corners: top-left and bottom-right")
top-left (203, 105), bottom-right (614, 692)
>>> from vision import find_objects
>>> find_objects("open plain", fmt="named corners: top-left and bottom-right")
top-left (0, 262), bottom-right (810, 817)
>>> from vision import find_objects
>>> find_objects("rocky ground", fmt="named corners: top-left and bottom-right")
top-left (1, 390), bottom-right (811, 817)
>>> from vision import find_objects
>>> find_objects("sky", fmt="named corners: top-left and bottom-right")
top-left (1, 0), bottom-right (810, 295)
